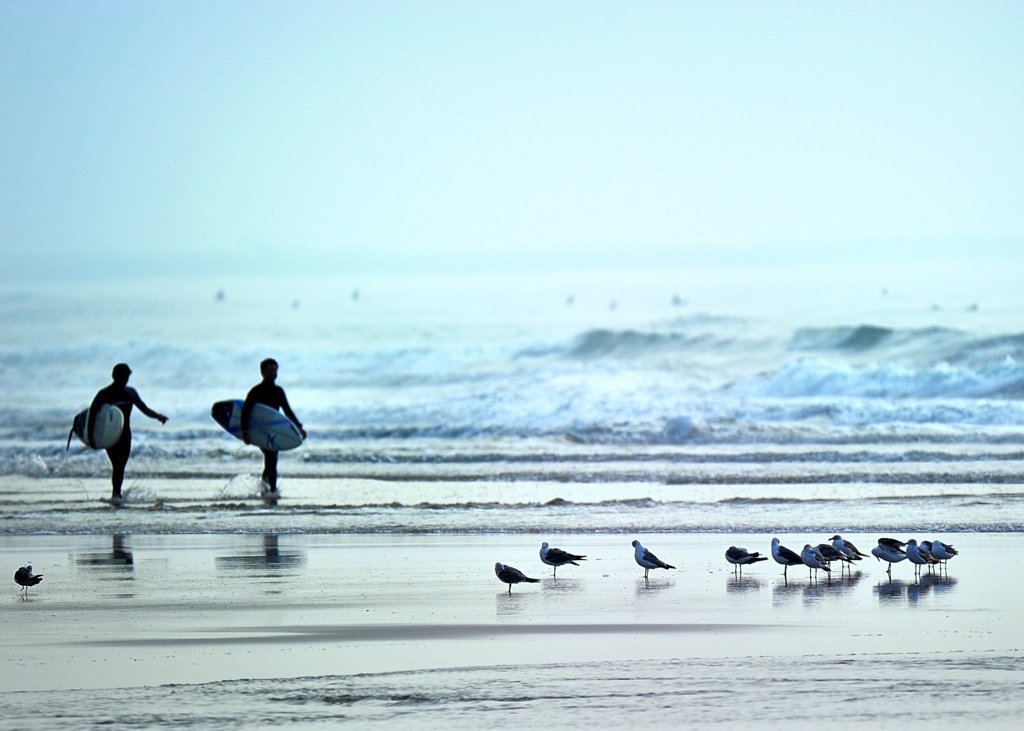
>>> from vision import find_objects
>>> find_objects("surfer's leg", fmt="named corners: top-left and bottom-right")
top-left (107, 435), bottom-right (131, 499)
top-left (261, 448), bottom-right (278, 491)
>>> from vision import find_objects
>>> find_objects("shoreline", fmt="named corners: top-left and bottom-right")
top-left (3, 532), bottom-right (1019, 692)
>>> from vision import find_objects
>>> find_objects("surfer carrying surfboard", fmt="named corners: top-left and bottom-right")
top-left (241, 358), bottom-right (306, 496)
top-left (88, 363), bottom-right (169, 503)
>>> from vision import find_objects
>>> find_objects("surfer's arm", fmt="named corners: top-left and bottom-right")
top-left (279, 391), bottom-right (306, 440)
top-left (129, 389), bottom-right (168, 424)
top-left (240, 393), bottom-right (256, 443)
top-left (85, 392), bottom-right (104, 448)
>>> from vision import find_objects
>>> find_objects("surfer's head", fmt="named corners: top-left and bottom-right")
top-left (260, 358), bottom-right (278, 381)
top-left (112, 363), bottom-right (132, 385)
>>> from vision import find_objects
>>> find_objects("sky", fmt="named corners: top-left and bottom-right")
top-left (1, 1), bottom-right (1022, 281)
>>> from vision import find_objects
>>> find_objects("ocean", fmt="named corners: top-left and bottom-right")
top-left (2, 262), bottom-right (1023, 729)
top-left (1, 263), bottom-right (1021, 535)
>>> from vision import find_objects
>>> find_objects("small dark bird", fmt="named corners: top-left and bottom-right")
top-left (632, 539), bottom-right (675, 582)
top-left (494, 562), bottom-right (540, 594)
top-left (539, 542), bottom-right (586, 577)
top-left (725, 546), bottom-right (768, 575)
top-left (14, 565), bottom-right (43, 595)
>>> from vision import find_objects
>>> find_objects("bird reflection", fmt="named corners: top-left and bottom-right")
top-left (727, 574), bottom-right (763, 595)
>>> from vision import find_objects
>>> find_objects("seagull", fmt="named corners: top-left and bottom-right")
top-left (14, 565), bottom-right (43, 596)
top-left (918, 540), bottom-right (943, 573)
top-left (494, 562), bottom-right (539, 594)
top-left (632, 540), bottom-right (675, 582)
top-left (725, 546), bottom-right (767, 575)
top-left (830, 535), bottom-right (868, 562)
top-left (929, 539), bottom-right (959, 568)
top-left (816, 543), bottom-right (853, 574)
top-left (539, 542), bottom-right (586, 577)
top-left (905, 539), bottom-right (938, 577)
top-left (770, 538), bottom-right (804, 579)
top-left (801, 544), bottom-right (831, 580)
top-left (871, 541), bottom-right (908, 575)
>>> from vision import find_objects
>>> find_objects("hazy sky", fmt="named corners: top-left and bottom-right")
top-left (2, 1), bottom-right (1021, 281)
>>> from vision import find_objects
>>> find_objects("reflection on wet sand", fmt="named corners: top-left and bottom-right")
top-left (875, 572), bottom-right (959, 606)
top-left (214, 535), bottom-right (306, 575)
top-left (799, 570), bottom-right (864, 606)
top-left (726, 574), bottom-right (763, 595)
top-left (75, 534), bottom-right (134, 573)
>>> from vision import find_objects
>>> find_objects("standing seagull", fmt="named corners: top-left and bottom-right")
top-left (494, 562), bottom-right (539, 594)
top-left (725, 546), bottom-right (767, 576)
top-left (871, 541), bottom-right (908, 576)
top-left (830, 535), bottom-right (868, 562)
top-left (539, 542), bottom-right (586, 577)
top-left (632, 540), bottom-right (675, 582)
top-left (771, 538), bottom-right (804, 579)
top-left (14, 565), bottom-right (43, 596)
top-left (929, 539), bottom-right (959, 569)
top-left (906, 539), bottom-right (938, 577)
top-left (800, 544), bottom-right (831, 580)
top-left (816, 543), bottom-right (854, 574)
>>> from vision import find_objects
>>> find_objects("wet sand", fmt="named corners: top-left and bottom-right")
top-left (3, 533), bottom-right (1019, 685)
top-left (3, 532), bottom-right (1023, 727)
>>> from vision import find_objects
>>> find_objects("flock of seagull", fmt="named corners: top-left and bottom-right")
top-left (494, 535), bottom-right (959, 592)
top-left (17, 535), bottom-right (960, 597)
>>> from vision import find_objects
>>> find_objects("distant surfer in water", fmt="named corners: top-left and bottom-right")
top-left (242, 358), bottom-right (306, 497)
top-left (88, 363), bottom-right (169, 504)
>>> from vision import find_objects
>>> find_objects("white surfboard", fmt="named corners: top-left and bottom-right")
top-left (210, 399), bottom-right (304, 451)
top-left (71, 404), bottom-right (125, 449)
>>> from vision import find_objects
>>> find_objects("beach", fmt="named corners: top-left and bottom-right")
top-left (1, 265), bottom-right (1023, 726)
top-left (3, 530), bottom-right (1022, 728)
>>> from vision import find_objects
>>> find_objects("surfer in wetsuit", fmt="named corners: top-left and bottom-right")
top-left (241, 358), bottom-right (306, 495)
top-left (88, 363), bottom-right (168, 503)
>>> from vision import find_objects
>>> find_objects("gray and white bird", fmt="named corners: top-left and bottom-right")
top-left (494, 562), bottom-right (539, 594)
top-left (816, 542), bottom-right (854, 574)
top-left (770, 538), bottom-right (804, 579)
top-left (14, 565), bottom-right (43, 596)
top-left (830, 535), bottom-right (868, 562)
top-left (725, 546), bottom-right (767, 575)
top-left (539, 542), bottom-right (586, 577)
top-left (871, 540), bottom-right (908, 575)
top-left (906, 539), bottom-right (938, 576)
top-left (632, 540), bottom-right (675, 581)
top-left (929, 539), bottom-right (959, 567)
top-left (801, 544), bottom-right (831, 579)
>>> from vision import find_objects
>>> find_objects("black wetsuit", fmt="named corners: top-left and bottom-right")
top-left (241, 382), bottom-right (302, 491)
top-left (88, 384), bottom-right (139, 499)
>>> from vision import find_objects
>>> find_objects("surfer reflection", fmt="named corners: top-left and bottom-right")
top-left (241, 358), bottom-right (306, 500)
top-left (88, 363), bottom-right (168, 504)
top-left (214, 535), bottom-right (305, 573)
top-left (76, 534), bottom-right (134, 571)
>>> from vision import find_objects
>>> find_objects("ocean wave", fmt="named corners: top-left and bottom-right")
top-left (742, 358), bottom-right (1024, 400)
top-left (789, 324), bottom-right (966, 355)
